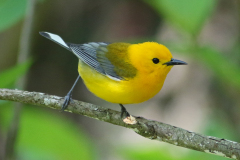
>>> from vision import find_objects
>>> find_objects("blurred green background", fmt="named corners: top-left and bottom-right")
top-left (0, 0), bottom-right (240, 159)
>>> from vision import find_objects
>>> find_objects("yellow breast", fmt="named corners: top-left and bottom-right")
top-left (78, 60), bottom-right (170, 104)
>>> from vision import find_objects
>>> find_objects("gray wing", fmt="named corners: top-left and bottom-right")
top-left (69, 42), bottom-right (124, 81)
top-left (39, 32), bottom-right (123, 81)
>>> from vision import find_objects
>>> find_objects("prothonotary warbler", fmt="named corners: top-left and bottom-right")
top-left (39, 32), bottom-right (187, 123)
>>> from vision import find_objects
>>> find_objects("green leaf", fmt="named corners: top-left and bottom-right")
top-left (16, 107), bottom-right (95, 160)
top-left (144, 0), bottom-right (217, 35)
top-left (0, 100), bottom-right (7, 105)
top-left (0, 0), bottom-right (28, 32)
top-left (119, 146), bottom-right (227, 160)
top-left (120, 147), bottom-right (176, 160)
top-left (166, 42), bottom-right (240, 90)
top-left (204, 115), bottom-right (237, 142)
top-left (0, 59), bottom-right (32, 88)
top-left (195, 47), bottom-right (240, 89)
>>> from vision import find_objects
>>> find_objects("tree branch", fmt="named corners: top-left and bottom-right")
top-left (0, 88), bottom-right (239, 159)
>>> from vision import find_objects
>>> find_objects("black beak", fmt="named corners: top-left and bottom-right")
top-left (164, 58), bottom-right (187, 66)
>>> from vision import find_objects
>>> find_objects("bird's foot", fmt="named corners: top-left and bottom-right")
top-left (120, 104), bottom-right (137, 125)
top-left (120, 107), bottom-right (130, 119)
top-left (61, 92), bottom-right (74, 112)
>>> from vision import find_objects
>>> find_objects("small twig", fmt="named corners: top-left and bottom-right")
top-left (0, 88), bottom-right (239, 159)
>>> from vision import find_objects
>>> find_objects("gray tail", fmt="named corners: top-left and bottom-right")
top-left (39, 32), bottom-right (71, 51)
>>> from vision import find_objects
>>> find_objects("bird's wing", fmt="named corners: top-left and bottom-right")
top-left (69, 43), bottom-right (124, 81)
top-left (39, 32), bottom-right (123, 81)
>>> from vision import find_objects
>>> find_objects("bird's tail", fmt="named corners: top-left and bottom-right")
top-left (39, 32), bottom-right (71, 51)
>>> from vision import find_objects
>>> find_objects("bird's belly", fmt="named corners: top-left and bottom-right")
top-left (78, 62), bottom-right (164, 104)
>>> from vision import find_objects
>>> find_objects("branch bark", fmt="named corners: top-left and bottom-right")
top-left (0, 88), bottom-right (239, 159)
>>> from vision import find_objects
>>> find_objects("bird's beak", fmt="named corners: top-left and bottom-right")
top-left (163, 58), bottom-right (187, 66)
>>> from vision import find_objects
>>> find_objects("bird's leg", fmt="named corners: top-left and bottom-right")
top-left (119, 104), bottom-right (130, 119)
top-left (119, 104), bottom-right (137, 124)
top-left (61, 75), bottom-right (80, 111)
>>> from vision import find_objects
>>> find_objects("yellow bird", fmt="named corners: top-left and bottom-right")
top-left (39, 32), bottom-right (187, 120)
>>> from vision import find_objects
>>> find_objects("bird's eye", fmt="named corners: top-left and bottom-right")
top-left (152, 58), bottom-right (159, 64)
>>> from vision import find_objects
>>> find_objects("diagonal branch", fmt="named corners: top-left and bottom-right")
top-left (0, 88), bottom-right (239, 159)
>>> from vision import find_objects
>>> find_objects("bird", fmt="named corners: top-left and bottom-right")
top-left (39, 31), bottom-right (187, 123)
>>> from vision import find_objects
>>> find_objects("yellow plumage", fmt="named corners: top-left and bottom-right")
top-left (78, 42), bottom-right (173, 104)
top-left (39, 32), bottom-right (187, 119)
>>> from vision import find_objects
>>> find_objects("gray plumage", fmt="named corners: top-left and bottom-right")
top-left (39, 32), bottom-right (123, 81)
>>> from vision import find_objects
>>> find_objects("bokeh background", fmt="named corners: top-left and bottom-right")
top-left (0, 0), bottom-right (240, 160)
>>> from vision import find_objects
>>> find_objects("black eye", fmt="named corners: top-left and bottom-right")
top-left (152, 58), bottom-right (159, 64)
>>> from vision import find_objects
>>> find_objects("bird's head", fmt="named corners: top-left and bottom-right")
top-left (128, 42), bottom-right (187, 76)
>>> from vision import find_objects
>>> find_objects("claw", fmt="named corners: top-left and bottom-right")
top-left (119, 104), bottom-right (137, 124)
top-left (61, 92), bottom-right (72, 111)
top-left (119, 104), bottom-right (130, 119)
top-left (121, 107), bottom-right (130, 119)
top-left (60, 75), bottom-right (80, 112)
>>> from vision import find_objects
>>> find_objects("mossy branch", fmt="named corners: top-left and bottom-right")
top-left (0, 88), bottom-right (239, 159)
